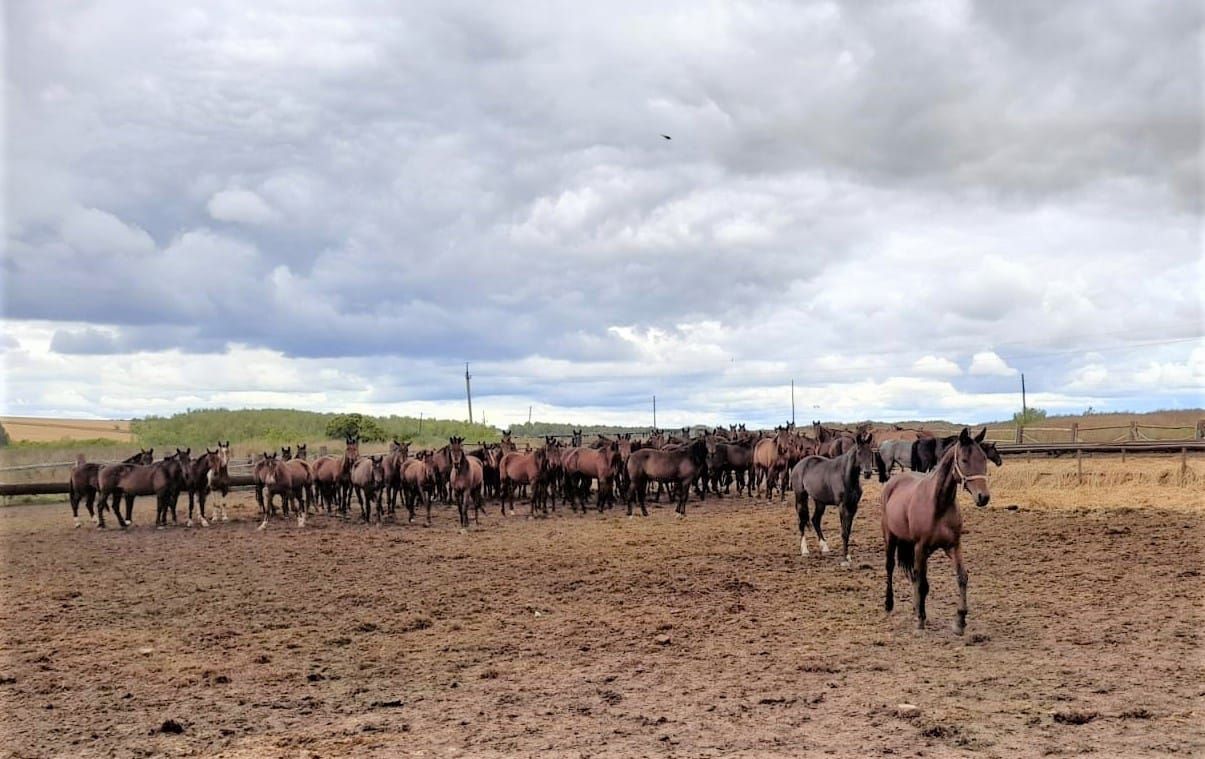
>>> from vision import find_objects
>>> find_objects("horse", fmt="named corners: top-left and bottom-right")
top-left (498, 445), bottom-right (549, 517)
top-left (97, 449), bottom-right (190, 529)
top-left (383, 440), bottom-right (410, 514)
top-left (875, 438), bottom-right (915, 478)
top-left (401, 454), bottom-right (436, 524)
top-left (625, 438), bottom-right (708, 517)
top-left (426, 444), bottom-right (453, 503)
top-left (184, 441), bottom-right (232, 526)
top-left (562, 438), bottom-right (620, 513)
top-left (753, 427), bottom-right (792, 500)
top-left (790, 431), bottom-right (879, 566)
top-left (350, 454), bottom-right (387, 523)
top-left (69, 449), bottom-right (152, 528)
top-left (910, 431), bottom-right (939, 472)
top-left (281, 445), bottom-right (315, 517)
top-left (447, 437), bottom-right (485, 529)
top-left (705, 435), bottom-right (754, 497)
top-left (312, 437), bottom-right (358, 514)
top-left (882, 427), bottom-right (991, 634)
top-left (255, 452), bottom-right (299, 530)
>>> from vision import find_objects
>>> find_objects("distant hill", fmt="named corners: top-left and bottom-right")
top-left (0, 416), bottom-right (134, 443)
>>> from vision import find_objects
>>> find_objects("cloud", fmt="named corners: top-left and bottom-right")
top-left (207, 189), bottom-right (278, 225)
top-left (912, 355), bottom-right (962, 377)
top-left (968, 351), bottom-right (1018, 377)
top-left (2, 2), bottom-right (1201, 423)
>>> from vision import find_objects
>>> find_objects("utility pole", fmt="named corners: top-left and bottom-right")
top-left (418, 412), bottom-right (423, 434)
top-left (1021, 373), bottom-right (1027, 418)
top-left (465, 362), bottom-right (473, 424)
top-left (791, 379), bottom-right (796, 426)
top-left (527, 405), bottom-right (532, 425)
top-left (653, 395), bottom-right (657, 429)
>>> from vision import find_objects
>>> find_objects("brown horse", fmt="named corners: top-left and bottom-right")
top-left (350, 454), bottom-right (387, 524)
top-left (498, 446), bottom-right (549, 517)
top-left (562, 438), bottom-right (620, 513)
top-left (184, 441), bottom-right (232, 527)
top-left (447, 437), bottom-right (484, 528)
top-left (255, 452), bottom-right (298, 530)
top-left (882, 427), bottom-right (991, 634)
top-left (97, 449), bottom-right (190, 529)
top-left (311, 437), bottom-right (358, 514)
top-left (705, 435), bottom-right (755, 496)
top-left (281, 445), bottom-right (314, 517)
top-left (401, 454), bottom-right (436, 524)
top-left (625, 438), bottom-right (708, 516)
top-left (753, 427), bottom-right (792, 500)
top-left (69, 449), bottom-right (152, 527)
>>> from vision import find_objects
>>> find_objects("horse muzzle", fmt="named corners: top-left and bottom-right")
top-left (974, 492), bottom-right (990, 508)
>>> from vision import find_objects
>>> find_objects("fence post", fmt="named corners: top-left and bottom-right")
top-left (1197, 420), bottom-right (1205, 441)
top-left (1070, 423), bottom-right (1078, 444)
top-left (1076, 448), bottom-right (1083, 486)
top-left (319, 446), bottom-right (328, 457)
top-left (1015, 425), bottom-right (1023, 444)
top-left (1129, 421), bottom-right (1137, 441)
top-left (1182, 447), bottom-right (1188, 487)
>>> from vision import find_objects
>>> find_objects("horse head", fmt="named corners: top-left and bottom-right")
top-left (953, 428), bottom-right (991, 507)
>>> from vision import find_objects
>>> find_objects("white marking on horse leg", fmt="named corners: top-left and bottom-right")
top-left (201, 516), bottom-right (210, 527)
top-left (820, 539), bottom-right (830, 554)
top-left (221, 499), bottom-right (229, 521)
top-left (186, 518), bottom-right (193, 528)
top-left (74, 516), bottom-right (82, 529)
top-left (800, 535), bottom-right (809, 556)
top-left (298, 512), bottom-right (306, 528)
top-left (257, 517), bottom-right (268, 531)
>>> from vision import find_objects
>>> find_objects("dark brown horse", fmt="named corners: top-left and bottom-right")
top-left (705, 434), bottom-right (754, 496)
top-left (184, 441), bottom-right (232, 526)
top-left (447, 437), bottom-right (484, 528)
top-left (69, 449), bottom-right (152, 527)
top-left (882, 427), bottom-right (991, 634)
top-left (383, 440), bottom-right (410, 514)
top-left (562, 438), bottom-right (620, 513)
top-left (625, 438), bottom-right (708, 517)
top-left (790, 430), bottom-right (879, 566)
top-left (97, 449), bottom-right (190, 529)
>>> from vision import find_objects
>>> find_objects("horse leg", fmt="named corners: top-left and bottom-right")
top-left (884, 534), bottom-right (897, 612)
top-left (913, 545), bottom-right (931, 630)
top-left (123, 494), bottom-right (135, 527)
top-left (778, 468), bottom-right (789, 502)
top-left (70, 487), bottom-right (81, 528)
top-left (838, 504), bottom-right (857, 567)
top-left (811, 502), bottom-right (830, 554)
top-left (795, 490), bottom-right (810, 556)
top-left (948, 545), bottom-right (969, 635)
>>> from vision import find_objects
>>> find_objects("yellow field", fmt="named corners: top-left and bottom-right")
top-left (0, 416), bottom-right (134, 443)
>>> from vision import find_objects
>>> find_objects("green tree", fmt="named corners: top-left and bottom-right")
top-left (1011, 407), bottom-right (1047, 426)
top-left (324, 413), bottom-right (387, 442)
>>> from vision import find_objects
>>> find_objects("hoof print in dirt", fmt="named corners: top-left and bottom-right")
top-left (155, 719), bottom-right (185, 735)
top-left (1053, 710), bottom-right (1098, 725)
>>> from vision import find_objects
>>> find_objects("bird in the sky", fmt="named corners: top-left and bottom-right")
top-left (660, 134), bottom-right (672, 140)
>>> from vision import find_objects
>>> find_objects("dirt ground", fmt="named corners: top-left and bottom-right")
top-left (1, 473), bottom-right (1202, 758)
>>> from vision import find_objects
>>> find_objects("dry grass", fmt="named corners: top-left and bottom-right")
top-left (0, 416), bottom-right (133, 443)
top-left (987, 453), bottom-right (1205, 512)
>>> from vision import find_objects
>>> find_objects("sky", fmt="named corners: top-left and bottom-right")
top-left (2, 1), bottom-right (1202, 428)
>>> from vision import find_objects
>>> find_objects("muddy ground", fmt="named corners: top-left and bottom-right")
top-left (0, 479), bottom-right (1201, 758)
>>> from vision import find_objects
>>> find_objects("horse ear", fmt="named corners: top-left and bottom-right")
top-left (959, 427), bottom-right (972, 444)
top-left (974, 427), bottom-right (986, 443)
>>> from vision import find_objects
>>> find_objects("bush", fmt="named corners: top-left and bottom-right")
top-left (325, 413), bottom-right (387, 442)
top-left (1012, 407), bottom-right (1047, 426)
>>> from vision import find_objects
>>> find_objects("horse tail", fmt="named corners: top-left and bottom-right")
top-left (895, 540), bottom-right (916, 581)
top-left (909, 442), bottom-right (920, 472)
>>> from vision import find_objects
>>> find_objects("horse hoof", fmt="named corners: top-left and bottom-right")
top-left (799, 537), bottom-right (809, 557)
top-left (841, 559), bottom-right (851, 568)
top-left (186, 520), bottom-right (193, 528)
top-left (952, 621), bottom-right (966, 636)
top-left (73, 519), bottom-right (82, 529)
top-left (819, 540), bottom-right (830, 554)
top-left (257, 522), bottom-right (267, 532)
top-left (201, 519), bottom-right (210, 528)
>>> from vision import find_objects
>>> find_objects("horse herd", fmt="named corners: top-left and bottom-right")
top-left (66, 421), bottom-right (1002, 632)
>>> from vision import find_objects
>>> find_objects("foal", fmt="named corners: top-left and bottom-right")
top-left (881, 427), bottom-right (991, 634)
top-left (790, 431), bottom-right (878, 566)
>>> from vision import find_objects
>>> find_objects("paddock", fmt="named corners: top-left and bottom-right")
top-left (0, 458), bottom-right (1201, 757)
